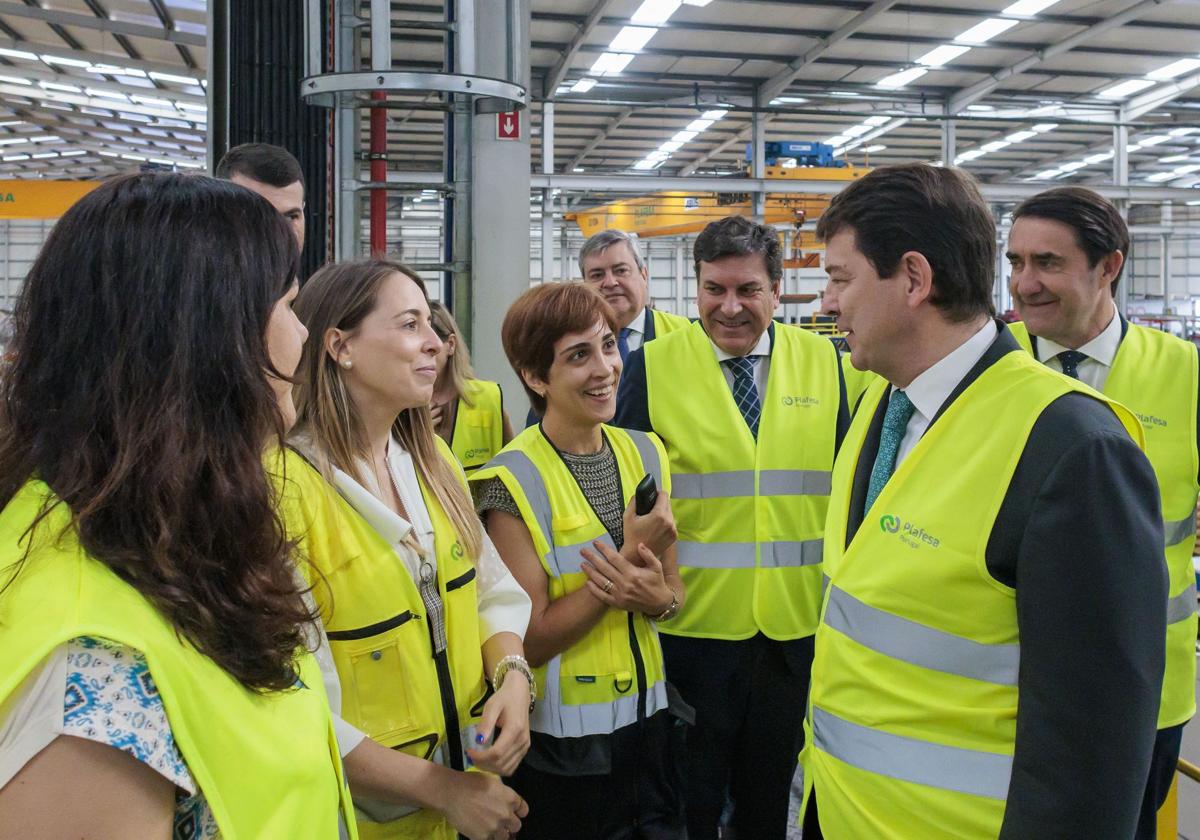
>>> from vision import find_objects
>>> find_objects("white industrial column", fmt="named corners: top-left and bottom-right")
top-left (470, 0), bottom-right (532, 416)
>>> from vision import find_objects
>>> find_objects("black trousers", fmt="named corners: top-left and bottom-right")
top-left (507, 708), bottom-right (687, 840)
top-left (660, 632), bottom-right (814, 840)
top-left (1135, 722), bottom-right (1185, 840)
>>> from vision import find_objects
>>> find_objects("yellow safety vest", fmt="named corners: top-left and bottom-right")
top-left (279, 440), bottom-right (487, 840)
top-left (451, 379), bottom-right (505, 473)
top-left (470, 425), bottom-right (670, 739)
top-left (1010, 320), bottom-right (1199, 728)
top-left (649, 307), bottom-right (690, 338)
top-left (802, 348), bottom-right (1143, 840)
top-left (642, 320), bottom-right (841, 640)
top-left (840, 349), bottom-right (878, 415)
top-left (0, 480), bottom-right (357, 840)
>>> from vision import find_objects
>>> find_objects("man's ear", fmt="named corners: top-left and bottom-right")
top-left (898, 251), bottom-right (935, 309)
top-left (1099, 250), bottom-right (1125, 292)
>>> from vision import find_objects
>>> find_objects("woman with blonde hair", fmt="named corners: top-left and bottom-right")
top-left (429, 301), bottom-right (514, 473)
top-left (285, 258), bottom-right (533, 840)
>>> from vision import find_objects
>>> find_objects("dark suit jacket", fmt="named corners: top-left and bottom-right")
top-left (846, 323), bottom-right (1165, 839)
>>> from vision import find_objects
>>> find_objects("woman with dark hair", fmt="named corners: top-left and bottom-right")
top-left (0, 174), bottom-right (354, 838)
top-left (287, 259), bottom-right (532, 840)
top-left (470, 282), bottom-right (687, 840)
top-left (428, 301), bottom-right (514, 473)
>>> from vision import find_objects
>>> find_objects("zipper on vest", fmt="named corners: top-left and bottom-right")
top-left (417, 560), bottom-right (466, 772)
top-left (627, 610), bottom-right (648, 827)
top-left (325, 610), bottom-right (416, 641)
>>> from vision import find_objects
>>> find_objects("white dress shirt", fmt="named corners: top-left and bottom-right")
top-left (1032, 308), bottom-right (1121, 392)
top-left (893, 320), bottom-right (998, 468)
top-left (712, 328), bottom-right (773, 397)
top-left (623, 307), bottom-right (647, 354)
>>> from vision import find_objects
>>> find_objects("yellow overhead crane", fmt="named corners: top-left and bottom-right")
top-left (565, 164), bottom-right (869, 270)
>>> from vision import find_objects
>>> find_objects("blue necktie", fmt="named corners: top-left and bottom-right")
top-left (618, 328), bottom-right (631, 362)
top-left (864, 389), bottom-right (916, 515)
top-left (724, 357), bottom-right (761, 438)
top-left (1056, 350), bottom-right (1086, 379)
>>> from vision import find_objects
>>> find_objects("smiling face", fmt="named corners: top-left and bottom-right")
top-left (330, 271), bottom-right (443, 415)
top-left (697, 252), bottom-right (780, 357)
top-left (265, 280), bottom-right (308, 431)
top-left (581, 241), bottom-right (648, 328)
top-left (821, 228), bottom-right (910, 377)
top-left (525, 318), bottom-right (621, 428)
top-left (1007, 215), bottom-right (1119, 348)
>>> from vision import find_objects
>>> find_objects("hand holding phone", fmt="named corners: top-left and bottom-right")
top-left (635, 473), bottom-right (658, 516)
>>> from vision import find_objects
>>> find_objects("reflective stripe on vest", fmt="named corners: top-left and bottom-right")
top-left (675, 539), bottom-right (824, 569)
top-left (1166, 515), bottom-right (1196, 548)
top-left (824, 584), bottom-right (1020, 686)
top-left (532, 652), bottom-right (669, 738)
top-left (1168, 581), bottom-right (1198, 624)
top-left (671, 469), bottom-right (832, 499)
top-left (811, 706), bottom-right (1012, 801)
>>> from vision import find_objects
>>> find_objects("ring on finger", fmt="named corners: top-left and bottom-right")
top-left (602, 578), bottom-right (614, 593)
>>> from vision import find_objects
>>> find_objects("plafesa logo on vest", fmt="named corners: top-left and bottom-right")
top-left (879, 514), bottom-right (941, 549)
top-left (781, 395), bottom-right (820, 407)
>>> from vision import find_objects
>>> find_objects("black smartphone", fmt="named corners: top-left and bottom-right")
top-left (635, 473), bottom-right (658, 516)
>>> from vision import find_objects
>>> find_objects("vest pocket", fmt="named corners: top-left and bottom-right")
top-left (330, 611), bottom-right (424, 745)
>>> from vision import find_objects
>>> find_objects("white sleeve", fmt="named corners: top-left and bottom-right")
top-left (0, 647), bottom-right (65, 790)
top-left (475, 527), bottom-right (532, 642)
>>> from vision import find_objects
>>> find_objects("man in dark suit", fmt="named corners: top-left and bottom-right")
top-left (801, 163), bottom-right (1165, 839)
top-left (1006, 186), bottom-right (1200, 839)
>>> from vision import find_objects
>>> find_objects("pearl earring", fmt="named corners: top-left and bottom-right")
top-left (340, 359), bottom-right (353, 369)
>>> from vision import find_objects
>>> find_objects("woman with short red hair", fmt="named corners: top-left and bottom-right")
top-left (470, 282), bottom-right (688, 840)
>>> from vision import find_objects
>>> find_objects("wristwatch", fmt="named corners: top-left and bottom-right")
top-left (493, 655), bottom-right (536, 712)
top-left (653, 588), bottom-right (680, 622)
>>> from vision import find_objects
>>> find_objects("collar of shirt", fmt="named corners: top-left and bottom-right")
top-left (625, 307), bottom-right (647, 337)
top-left (339, 436), bottom-right (433, 549)
top-left (1033, 307), bottom-right (1121, 368)
top-left (899, 319), bottom-right (998, 425)
top-left (711, 327), bottom-right (772, 364)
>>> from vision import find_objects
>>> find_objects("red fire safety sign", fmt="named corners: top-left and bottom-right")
top-left (497, 110), bottom-right (521, 141)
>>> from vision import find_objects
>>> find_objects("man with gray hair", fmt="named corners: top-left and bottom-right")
top-left (579, 229), bottom-right (690, 361)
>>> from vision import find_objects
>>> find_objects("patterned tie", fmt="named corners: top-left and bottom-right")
top-left (724, 356), bottom-right (761, 438)
top-left (618, 327), bottom-right (631, 362)
top-left (864, 389), bottom-right (916, 515)
top-left (1056, 350), bottom-right (1087, 379)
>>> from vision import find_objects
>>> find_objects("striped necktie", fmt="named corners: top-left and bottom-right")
top-left (724, 356), bottom-right (761, 438)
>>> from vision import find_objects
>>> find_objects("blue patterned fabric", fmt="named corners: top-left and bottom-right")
top-left (64, 637), bottom-right (220, 839)
top-left (618, 327), bottom-right (631, 362)
top-left (724, 356), bottom-right (761, 438)
top-left (864, 389), bottom-right (916, 515)
top-left (1056, 349), bottom-right (1087, 379)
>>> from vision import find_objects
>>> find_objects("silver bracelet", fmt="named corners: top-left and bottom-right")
top-left (493, 654), bottom-right (536, 712)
